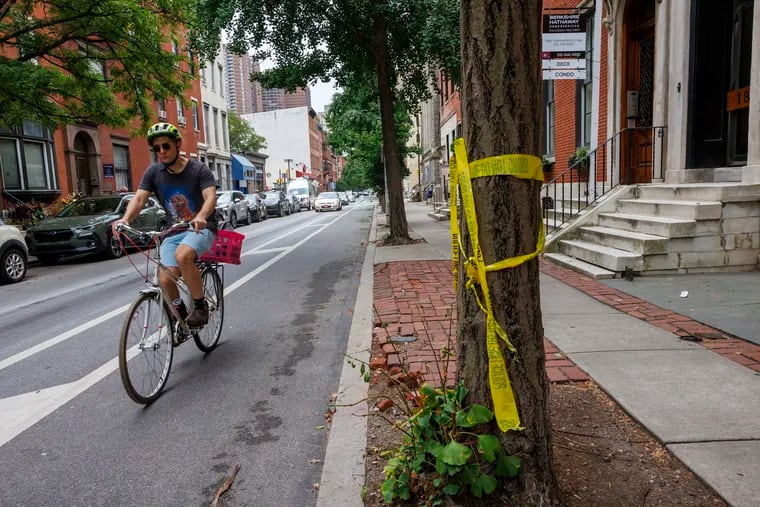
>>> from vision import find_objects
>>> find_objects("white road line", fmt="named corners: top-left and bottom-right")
top-left (241, 247), bottom-right (288, 256)
top-left (0, 306), bottom-right (128, 371)
top-left (0, 207), bottom-right (358, 448)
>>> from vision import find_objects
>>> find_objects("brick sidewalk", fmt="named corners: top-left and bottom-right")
top-left (371, 260), bottom-right (589, 387)
top-left (370, 259), bottom-right (760, 389)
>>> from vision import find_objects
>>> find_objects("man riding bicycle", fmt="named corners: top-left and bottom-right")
top-left (114, 122), bottom-right (218, 327)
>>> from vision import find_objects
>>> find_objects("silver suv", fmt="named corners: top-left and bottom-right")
top-left (215, 190), bottom-right (251, 228)
top-left (0, 218), bottom-right (28, 284)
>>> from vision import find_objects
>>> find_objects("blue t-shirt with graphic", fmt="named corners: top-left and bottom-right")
top-left (138, 159), bottom-right (218, 233)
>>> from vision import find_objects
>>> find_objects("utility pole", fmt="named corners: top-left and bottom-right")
top-left (284, 158), bottom-right (293, 182)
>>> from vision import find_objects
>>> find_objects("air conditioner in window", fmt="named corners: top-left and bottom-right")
top-left (177, 117), bottom-right (187, 127)
top-left (158, 110), bottom-right (167, 120)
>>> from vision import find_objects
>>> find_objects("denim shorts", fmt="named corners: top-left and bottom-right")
top-left (160, 229), bottom-right (215, 267)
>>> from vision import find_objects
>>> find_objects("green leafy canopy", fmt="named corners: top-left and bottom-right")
top-left (0, 0), bottom-right (198, 129)
top-left (228, 111), bottom-right (267, 153)
top-left (325, 79), bottom-right (412, 192)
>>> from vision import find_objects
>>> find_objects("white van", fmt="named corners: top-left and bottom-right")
top-left (287, 178), bottom-right (318, 210)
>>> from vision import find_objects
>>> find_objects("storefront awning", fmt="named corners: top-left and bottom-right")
top-left (231, 154), bottom-right (256, 180)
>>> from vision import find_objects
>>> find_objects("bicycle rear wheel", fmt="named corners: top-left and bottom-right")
top-left (119, 293), bottom-right (174, 404)
top-left (193, 266), bottom-right (224, 352)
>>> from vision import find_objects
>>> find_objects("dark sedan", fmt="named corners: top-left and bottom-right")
top-left (25, 194), bottom-right (167, 264)
top-left (262, 190), bottom-right (290, 217)
top-left (244, 193), bottom-right (268, 222)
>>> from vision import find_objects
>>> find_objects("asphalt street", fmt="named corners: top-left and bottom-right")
top-left (0, 200), bottom-right (375, 505)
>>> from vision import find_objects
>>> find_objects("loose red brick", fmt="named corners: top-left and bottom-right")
top-left (375, 399), bottom-right (394, 411)
top-left (386, 353), bottom-right (402, 368)
top-left (369, 357), bottom-right (386, 370)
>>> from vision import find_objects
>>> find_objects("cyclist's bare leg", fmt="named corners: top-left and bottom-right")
top-left (159, 266), bottom-right (182, 302)
top-left (174, 245), bottom-right (203, 300)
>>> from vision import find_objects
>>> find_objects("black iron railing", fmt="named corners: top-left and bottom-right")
top-left (541, 126), bottom-right (667, 233)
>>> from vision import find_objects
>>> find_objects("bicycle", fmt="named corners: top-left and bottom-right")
top-left (114, 222), bottom-right (240, 404)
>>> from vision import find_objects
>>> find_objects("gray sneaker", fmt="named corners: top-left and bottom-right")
top-left (186, 307), bottom-right (208, 327)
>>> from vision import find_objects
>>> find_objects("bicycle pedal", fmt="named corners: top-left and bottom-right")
top-left (173, 333), bottom-right (191, 347)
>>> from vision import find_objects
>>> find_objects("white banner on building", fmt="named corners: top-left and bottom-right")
top-left (541, 59), bottom-right (586, 70)
top-left (541, 33), bottom-right (587, 53)
top-left (542, 69), bottom-right (587, 80)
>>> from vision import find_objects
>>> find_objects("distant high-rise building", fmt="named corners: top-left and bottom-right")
top-left (223, 45), bottom-right (255, 114)
top-left (251, 61), bottom-right (263, 113)
top-left (260, 86), bottom-right (311, 112)
top-left (283, 87), bottom-right (311, 109)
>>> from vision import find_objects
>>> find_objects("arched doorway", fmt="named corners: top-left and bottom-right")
top-left (621, 0), bottom-right (655, 184)
top-left (73, 132), bottom-right (96, 196)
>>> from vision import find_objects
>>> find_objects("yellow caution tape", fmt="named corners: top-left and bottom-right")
top-left (449, 156), bottom-right (459, 292)
top-left (450, 138), bottom-right (545, 432)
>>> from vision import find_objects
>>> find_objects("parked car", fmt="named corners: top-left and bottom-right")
top-left (286, 179), bottom-right (317, 210)
top-left (0, 218), bottom-right (28, 284)
top-left (337, 191), bottom-right (350, 206)
top-left (262, 190), bottom-right (291, 217)
top-left (244, 193), bottom-right (268, 222)
top-left (314, 192), bottom-right (342, 212)
top-left (25, 194), bottom-right (167, 264)
top-left (215, 190), bottom-right (250, 228)
top-left (287, 193), bottom-right (301, 214)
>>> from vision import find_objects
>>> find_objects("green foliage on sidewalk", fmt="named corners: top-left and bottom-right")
top-left (382, 381), bottom-right (521, 505)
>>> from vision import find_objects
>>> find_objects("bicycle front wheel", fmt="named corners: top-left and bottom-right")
top-left (119, 293), bottom-right (174, 404)
top-left (193, 267), bottom-right (224, 352)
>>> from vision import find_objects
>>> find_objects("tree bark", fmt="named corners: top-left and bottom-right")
top-left (457, 0), bottom-right (559, 504)
top-left (371, 16), bottom-right (411, 243)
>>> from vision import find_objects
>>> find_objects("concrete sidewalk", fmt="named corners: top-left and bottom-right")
top-left (319, 201), bottom-right (760, 507)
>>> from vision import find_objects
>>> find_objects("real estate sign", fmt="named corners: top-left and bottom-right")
top-left (542, 13), bottom-right (587, 80)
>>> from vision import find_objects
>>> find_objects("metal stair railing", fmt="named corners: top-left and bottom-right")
top-left (541, 126), bottom-right (667, 232)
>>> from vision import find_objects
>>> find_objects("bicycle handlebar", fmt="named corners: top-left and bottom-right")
top-left (115, 221), bottom-right (191, 240)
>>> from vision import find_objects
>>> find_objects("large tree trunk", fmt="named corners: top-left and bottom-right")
top-left (457, 1), bottom-right (559, 504)
top-left (371, 16), bottom-right (411, 243)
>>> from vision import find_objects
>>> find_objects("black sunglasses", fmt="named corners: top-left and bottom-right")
top-left (151, 142), bottom-right (174, 153)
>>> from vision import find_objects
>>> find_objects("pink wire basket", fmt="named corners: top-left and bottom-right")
top-left (199, 230), bottom-right (245, 265)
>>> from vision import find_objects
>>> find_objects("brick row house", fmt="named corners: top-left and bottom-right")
top-left (0, 25), bottom-right (234, 213)
top-left (417, 0), bottom-right (760, 274)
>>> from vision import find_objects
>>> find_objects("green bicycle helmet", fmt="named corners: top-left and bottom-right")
top-left (146, 122), bottom-right (182, 143)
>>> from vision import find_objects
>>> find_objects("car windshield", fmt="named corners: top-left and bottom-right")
top-left (57, 198), bottom-right (122, 217)
top-left (263, 192), bottom-right (280, 200)
top-left (318, 192), bottom-right (338, 199)
top-left (216, 193), bottom-right (233, 204)
top-left (288, 188), bottom-right (307, 195)
top-left (245, 194), bottom-right (258, 202)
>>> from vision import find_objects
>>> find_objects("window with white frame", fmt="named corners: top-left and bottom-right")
top-left (543, 80), bottom-right (555, 157)
top-left (203, 103), bottom-right (211, 143)
top-left (113, 144), bottom-right (130, 191)
top-left (192, 101), bottom-right (199, 130)
top-left (213, 107), bottom-right (219, 147)
top-left (176, 97), bottom-right (185, 124)
top-left (218, 65), bottom-right (224, 96)
top-left (577, 15), bottom-right (594, 148)
top-left (0, 120), bottom-right (56, 191)
top-left (221, 112), bottom-right (228, 150)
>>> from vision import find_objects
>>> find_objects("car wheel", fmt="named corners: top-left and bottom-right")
top-left (36, 254), bottom-right (60, 265)
top-left (247, 209), bottom-right (254, 224)
top-left (229, 212), bottom-right (238, 228)
top-left (0, 247), bottom-right (27, 284)
top-left (105, 232), bottom-right (125, 259)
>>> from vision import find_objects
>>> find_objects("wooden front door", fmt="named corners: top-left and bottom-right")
top-left (621, 0), bottom-right (655, 184)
